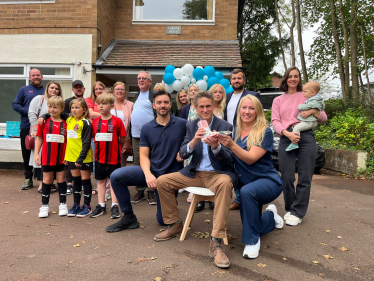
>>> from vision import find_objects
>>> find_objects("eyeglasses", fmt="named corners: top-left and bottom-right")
top-left (137, 77), bottom-right (149, 81)
top-left (114, 88), bottom-right (125, 91)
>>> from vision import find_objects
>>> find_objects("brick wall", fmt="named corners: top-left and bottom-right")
top-left (114, 0), bottom-right (238, 41)
top-left (97, 0), bottom-right (116, 52)
top-left (0, 0), bottom-right (98, 62)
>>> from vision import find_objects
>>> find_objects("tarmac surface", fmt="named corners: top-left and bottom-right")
top-left (0, 168), bottom-right (373, 281)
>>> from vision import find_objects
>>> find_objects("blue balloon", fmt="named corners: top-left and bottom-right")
top-left (192, 68), bottom-right (205, 80)
top-left (225, 86), bottom-right (234, 93)
top-left (219, 79), bottom-right (230, 89)
top-left (215, 71), bottom-right (224, 81)
top-left (163, 73), bottom-right (175, 85)
top-left (204, 66), bottom-right (216, 78)
top-left (165, 65), bottom-right (175, 74)
top-left (207, 77), bottom-right (219, 89)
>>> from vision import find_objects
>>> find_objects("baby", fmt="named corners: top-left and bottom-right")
top-left (286, 81), bottom-right (325, 151)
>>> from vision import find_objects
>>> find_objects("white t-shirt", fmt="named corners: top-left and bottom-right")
top-left (131, 91), bottom-right (154, 138)
top-left (227, 92), bottom-right (242, 125)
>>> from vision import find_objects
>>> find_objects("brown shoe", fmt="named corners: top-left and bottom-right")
top-left (209, 240), bottom-right (230, 268)
top-left (229, 201), bottom-right (240, 210)
top-left (154, 221), bottom-right (183, 242)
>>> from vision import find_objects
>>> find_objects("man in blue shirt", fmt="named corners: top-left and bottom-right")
top-left (12, 68), bottom-right (44, 190)
top-left (130, 71), bottom-right (157, 204)
top-left (154, 91), bottom-right (235, 269)
top-left (106, 90), bottom-right (186, 233)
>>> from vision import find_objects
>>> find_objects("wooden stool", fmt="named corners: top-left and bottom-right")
top-left (180, 187), bottom-right (228, 245)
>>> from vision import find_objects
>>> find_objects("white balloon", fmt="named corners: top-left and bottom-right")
top-left (173, 80), bottom-right (183, 91)
top-left (165, 83), bottom-right (174, 93)
top-left (203, 75), bottom-right (208, 81)
top-left (196, 79), bottom-right (208, 91)
top-left (181, 76), bottom-right (191, 87)
top-left (196, 66), bottom-right (203, 69)
top-left (173, 68), bottom-right (183, 79)
top-left (191, 78), bottom-right (196, 84)
top-left (183, 64), bottom-right (194, 76)
top-left (183, 86), bottom-right (189, 90)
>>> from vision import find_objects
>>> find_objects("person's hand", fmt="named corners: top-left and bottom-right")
top-left (146, 174), bottom-right (157, 190)
top-left (190, 128), bottom-right (206, 148)
top-left (285, 131), bottom-right (300, 144)
top-left (204, 134), bottom-right (219, 149)
top-left (122, 147), bottom-right (131, 154)
top-left (63, 160), bottom-right (68, 165)
top-left (176, 152), bottom-right (183, 162)
top-left (37, 117), bottom-right (45, 126)
top-left (300, 109), bottom-right (317, 119)
top-left (35, 155), bottom-right (41, 166)
top-left (75, 162), bottom-right (82, 168)
top-left (218, 135), bottom-right (234, 149)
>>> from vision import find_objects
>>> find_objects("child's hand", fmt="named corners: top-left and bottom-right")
top-left (63, 160), bottom-right (68, 165)
top-left (75, 162), bottom-right (82, 168)
top-left (35, 155), bottom-right (41, 166)
top-left (37, 117), bottom-right (45, 126)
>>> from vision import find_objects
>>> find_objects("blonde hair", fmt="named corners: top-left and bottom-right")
top-left (70, 98), bottom-right (90, 120)
top-left (234, 95), bottom-right (268, 150)
top-left (90, 81), bottom-right (105, 104)
top-left (176, 89), bottom-right (188, 110)
top-left (154, 83), bottom-right (167, 92)
top-left (47, 96), bottom-right (65, 110)
top-left (96, 93), bottom-right (115, 105)
top-left (187, 84), bottom-right (199, 103)
top-left (44, 81), bottom-right (62, 100)
top-left (209, 84), bottom-right (226, 117)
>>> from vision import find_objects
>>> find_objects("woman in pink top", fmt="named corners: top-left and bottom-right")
top-left (271, 67), bottom-right (327, 226)
top-left (86, 81), bottom-right (105, 119)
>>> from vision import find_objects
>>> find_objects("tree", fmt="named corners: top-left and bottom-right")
top-left (183, 0), bottom-right (207, 20)
top-left (296, 0), bottom-right (308, 83)
top-left (275, 0), bottom-right (288, 72)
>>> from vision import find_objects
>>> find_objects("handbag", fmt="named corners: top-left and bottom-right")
top-left (26, 96), bottom-right (44, 150)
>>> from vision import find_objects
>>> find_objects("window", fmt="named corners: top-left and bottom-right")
top-left (0, 64), bottom-right (74, 124)
top-left (0, 0), bottom-right (56, 4)
top-left (133, 0), bottom-right (215, 25)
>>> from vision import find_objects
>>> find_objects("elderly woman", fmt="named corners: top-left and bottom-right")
top-left (209, 84), bottom-right (226, 119)
top-left (219, 95), bottom-right (283, 259)
top-left (86, 81), bottom-right (105, 119)
top-left (271, 66), bottom-right (327, 226)
top-left (175, 89), bottom-right (188, 117)
top-left (28, 81), bottom-right (63, 193)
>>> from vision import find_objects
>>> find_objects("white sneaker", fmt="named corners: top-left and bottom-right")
top-left (59, 203), bottom-right (68, 216)
top-left (39, 205), bottom-right (49, 218)
top-left (286, 214), bottom-right (302, 226)
top-left (178, 188), bottom-right (186, 194)
top-left (243, 238), bottom-right (260, 259)
top-left (105, 193), bottom-right (111, 202)
top-left (266, 204), bottom-right (283, 229)
top-left (284, 212), bottom-right (291, 221)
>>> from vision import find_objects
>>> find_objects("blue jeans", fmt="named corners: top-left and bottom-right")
top-left (234, 189), bottom-right (241, 205)
top-left (240, 178), bottom-right (283, 245)
top-left (110, 166), bottom-right (177, 226)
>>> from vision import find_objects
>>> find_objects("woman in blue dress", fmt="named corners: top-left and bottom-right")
top-left (218, 94), bottom-right (284, 259)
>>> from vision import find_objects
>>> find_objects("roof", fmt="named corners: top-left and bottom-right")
top-left (96, 40), bottom-right (242, 68)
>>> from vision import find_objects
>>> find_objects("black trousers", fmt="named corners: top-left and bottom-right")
top-left (278, 129), bottom-right (317, 219)
top-left (20, 128), bottom-right (33, 179)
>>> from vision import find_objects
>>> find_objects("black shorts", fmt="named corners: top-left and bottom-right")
top-left (68, 161), bottom-right (93, 171)
top-left (94, 162), bottom-right (120, 180)
top-left (42, 164), bottom-right (66, 173)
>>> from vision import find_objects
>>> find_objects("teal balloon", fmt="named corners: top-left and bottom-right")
top-left (192, 68), bottom-right (205, 80)
top-left (165, 65), bottom-right (175, 74)
top-left (207, 77), bottom-right (219, 89)
top-left (219, 79), bottom-right (230, 89)
top-left (163, 73), bottom-right (175, 85)
top-left (225, 86), bottom-right (234, 93)
top-left (215, 71), bottom-right (224, 81)
top-left (204, 66), bottom-right (216, 78)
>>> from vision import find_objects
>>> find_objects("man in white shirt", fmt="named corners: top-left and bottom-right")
top-left (130, 71), bottom-right (157, 205)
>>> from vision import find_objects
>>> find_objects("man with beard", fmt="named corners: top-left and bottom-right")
top-left (224, 68), bottom-right (263, 210)
top-left (12, 68), bottom-right (45, 190)
top-left (64, 80), bottom-right (85, 113)
top-left (224, 69), bottom-right (263, 128)
top-left (106, 90), bottom-right (186, 233)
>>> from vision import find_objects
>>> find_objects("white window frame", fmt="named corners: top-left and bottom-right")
top-left (0, 1), bottom-right (56, 4)
top-left (132, 0), bottom-right (215, 25)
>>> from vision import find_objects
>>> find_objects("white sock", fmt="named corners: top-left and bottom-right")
top-left (99, 203), bottom-right (105, 208)
top-left (112, 203), bottom-right (118, 207)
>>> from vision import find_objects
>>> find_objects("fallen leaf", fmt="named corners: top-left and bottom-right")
top-left (94, 246), bottom-right (100, 250)
top-left (45, 233), bottom-right (50, 235)
top-left (82, 241), bottom-right (85, 244)
top-left (313, 261), bottom-right (319, 264)
top-left (73, 244), bottom-right (80, 247)
top-left (159, 229), bottom-right (165, 232)
top-left (136, 257), bottom-right (150, 262)
top-left (205, 219), bottom-right (210, 223)
top-left (151, 257), bottom-right (157, 260)
top-left (273, 242), bottom-right (281, 245)
top-left (319, 273), bottom-right (325, 277)
top-left (257, 263), bottom-right (267, 268)
top-left (325, 230), bottom-right (330, 233)
top-left (337, 236), bottom-right (342, 239)
top-left (354, 267), bottom-right (360, 271)
top-left (340, 247), bottom-right (349, 252)
top-left (70, 236), bottom-right (74, 239)
top-left (282, 257), bottom-right (288, 261)
top-left (22, 211), bottom-right (29, 214)
top-left (4, 202), bottom-right (9, 204)
top-left (52, 211), bottom-right (57, 214)
top-left (69, 260), bottom-right (74, 264)
top-left (323, 255), bottom-right (333, 259)
top-left (320, 242), bottom-right (328, 246)
top-left (153, 278), bottom-right (162, 281)
top-left (140, 225), bottom-right (145, 229)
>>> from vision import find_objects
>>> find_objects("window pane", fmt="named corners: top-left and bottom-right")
top-left (134, 0), bottom-right (213, 21)
top-left (0, 67), bottom-right (24, 75)
top-left (42, 80), bottom-right (73, 101)
top-left (0, 80), bottom-right (26, 123)
top-left (31, 67), bottom-right (70, 76)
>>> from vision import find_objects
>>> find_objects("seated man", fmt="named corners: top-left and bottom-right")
top-left (106, 90), bottom-right (186, 232)
top-left (155, 91), bottom-right (236, 269)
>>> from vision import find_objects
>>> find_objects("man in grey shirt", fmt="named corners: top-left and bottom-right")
top-left (130, 71), bottom-right (157, 205)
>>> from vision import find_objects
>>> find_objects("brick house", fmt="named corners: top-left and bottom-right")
top-left (0, 0), bottom-right (243, 126)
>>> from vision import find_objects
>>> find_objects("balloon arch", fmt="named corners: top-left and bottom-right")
top-left (162, 64), bottom-right (233, 94)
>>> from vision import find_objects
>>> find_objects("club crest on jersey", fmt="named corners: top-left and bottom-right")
top-left (60, 128), bottom-right (66, 135)
top-left (74, 124), bottom-right (79, 131)
top-left (107, 125), bottom-right (114, 132)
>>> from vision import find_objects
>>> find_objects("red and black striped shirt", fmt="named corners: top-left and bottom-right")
top-left (92, 116), bottom-right (126, 165)
top-left (36, 118), bottom-right (67, 166)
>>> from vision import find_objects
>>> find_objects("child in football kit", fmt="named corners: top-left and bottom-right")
top-left (35, 96), bottom-right (68, 218)
top-left (90, 94), bottom-right (127, 219)
top-left (64, 99), bottom-right (94, 217)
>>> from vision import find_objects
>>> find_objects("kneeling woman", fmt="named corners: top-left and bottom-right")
top-left (218, 95), bottom-right (283, 259)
